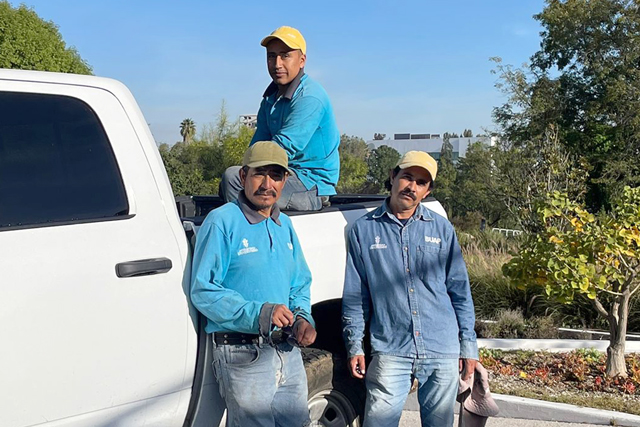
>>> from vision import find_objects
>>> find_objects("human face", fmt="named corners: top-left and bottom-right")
top-left (240, 165), bottom-right (288, 216)
top-left (388, 166), bottom-right (433, 218)
top-left (266, 39), bottom-right (305, 88)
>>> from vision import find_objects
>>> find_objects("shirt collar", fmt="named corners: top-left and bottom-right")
top-left (263, 69), bottom-right (305, 100)
top-left (372, 198), bottom-right (434, 223)
top-left (237, 191), bottom-right (282, 226)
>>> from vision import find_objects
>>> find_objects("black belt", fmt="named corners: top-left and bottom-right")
top-left (214, 332), bottom-right (261, 345)
top-left (214, 330), bottom-right (292, 346)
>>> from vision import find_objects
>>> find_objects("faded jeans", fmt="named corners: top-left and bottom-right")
top-left (219, 166), bottom-right (323, 211)
top-left (364, 355), bottom-right (459, 427)
top-left (212, 339), bottom-right (310, 427)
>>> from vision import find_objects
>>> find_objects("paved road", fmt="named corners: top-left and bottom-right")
top-left (399, 411), bottom-right (604, 426)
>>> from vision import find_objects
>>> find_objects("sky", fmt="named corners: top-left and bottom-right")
top-left (12, 0), bottom-right (546, 145)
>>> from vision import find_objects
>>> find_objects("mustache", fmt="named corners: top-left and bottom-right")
top-left (400, 190), bottom-right (416, 200)
top-left (254, 189), bottom-right (277, 197)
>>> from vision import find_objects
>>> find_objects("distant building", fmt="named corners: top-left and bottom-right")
top-left (366, 133), bottom-right (497, 161)
top-left (239, 114), bottom-right (257, 129)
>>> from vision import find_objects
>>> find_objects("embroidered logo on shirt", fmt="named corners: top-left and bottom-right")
top-left (425, 236), bottom-right (442, 244)
top-left (370, 236), bottom-right (388, 250)
top-left (237, 238), bottom-right (258, 256)
top-left (287, 242), bottom-right (294, 250)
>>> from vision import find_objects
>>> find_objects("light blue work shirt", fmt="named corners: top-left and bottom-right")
top-left (191, 194), bottom-right (313, 334)
top-left (342, 200), bottom-right (478, 360)
top-left (252, 72), bottom-right (340, 196)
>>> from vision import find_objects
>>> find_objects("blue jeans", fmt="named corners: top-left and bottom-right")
top-left (364, 355), bottom-right (459, 427)
top-left (219, 166), bottom-right (323, 211)
top-left (212, 340), bottom-right (310, 427)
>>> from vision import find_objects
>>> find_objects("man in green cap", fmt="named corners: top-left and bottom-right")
top-left (220, 26), bottom-right (340, 211)
top-left (192, 141), bottom-right (317, 426)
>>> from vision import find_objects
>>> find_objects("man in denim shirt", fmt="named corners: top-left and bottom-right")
top-left (220, 26), bottom-right (340, 211)
top-left (192, 142), bottom-right (316, 426)
top-left (342, 151), bottom-right (478, 427)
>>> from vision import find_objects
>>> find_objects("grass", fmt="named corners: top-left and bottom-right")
top-left (457, 229), bottom-right (640, 333)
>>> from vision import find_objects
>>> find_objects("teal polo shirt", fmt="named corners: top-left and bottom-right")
top-left (251, 72), bottom-right (340, 196)
top-left (191, 193), bottom-right (313, 334)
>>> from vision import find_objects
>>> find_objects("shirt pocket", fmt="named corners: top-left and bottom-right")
top-left (416, 245), bottom-right (446, 284)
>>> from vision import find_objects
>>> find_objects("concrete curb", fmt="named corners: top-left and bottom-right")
top-left (478, 338), bottom-right (640, 353)
top-left (493, 393), bottom-right (640, 426)
top-left (404, 392), bottom-right (640, 426)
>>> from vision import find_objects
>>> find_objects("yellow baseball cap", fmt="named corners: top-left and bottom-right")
top-left (396, 151), bottom-right (438, 181)
top-left (260, 26), bottom-right (307, 55)
top-left (243, 141), bottom-right (290, 172)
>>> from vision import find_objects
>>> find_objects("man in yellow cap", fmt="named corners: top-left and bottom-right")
top-left (192, 141), bottom-right (316, 426)
top-left (220, 26), bottom-right (340, 211)
top-left (341, 151), bottom-right (478, 427)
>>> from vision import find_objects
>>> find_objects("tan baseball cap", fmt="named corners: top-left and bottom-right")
top-left (396, 150), bottom-right (438, 181)
top-left (261, 26), bottom-right (307, 54)
top-left (243, 141), bottom-right (290, 172)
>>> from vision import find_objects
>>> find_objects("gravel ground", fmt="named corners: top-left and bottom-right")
top-left (399, 411), bottom-right (604, 427)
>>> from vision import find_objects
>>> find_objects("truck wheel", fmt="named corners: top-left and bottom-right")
top-left (303, 348), bottom-right (365, 427)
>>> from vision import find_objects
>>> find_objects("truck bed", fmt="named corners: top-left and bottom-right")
top-left (178, 194), bottom-right (442, 225)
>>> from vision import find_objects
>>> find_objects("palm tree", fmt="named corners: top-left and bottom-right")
top-left (180, 118), bottom-right (196, 144)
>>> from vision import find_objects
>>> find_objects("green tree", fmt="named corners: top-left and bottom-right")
top-left (179, 118), bottom-right (196, 144)
top-left (462, 129), bottom-right (473, 137)
top-left (337, 135), bottom-right (369, 193)
top-left (433, 134), bottom-right (457, 216)
top-left (160, 103), bottom-right (255, 196)
top-left (367, 145), bottom-right (400, 193)
top-left (492, 57), bottom-right (590, 232)
top-left (495, 0), bottom-right (640, 211)
top-left (159, 143), bottom-right (218, 196)
top-left (504, 187), bottom-right (640, 378)
top-left (452, 142), bottom-right (503, 226)
top-left (221, 124), bottom-right (252, 169)
top-left (0, 2), bottom-right (91, 74)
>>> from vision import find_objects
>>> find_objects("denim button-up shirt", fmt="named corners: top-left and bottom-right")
top-left (342, 200), bottom-right (478, 360)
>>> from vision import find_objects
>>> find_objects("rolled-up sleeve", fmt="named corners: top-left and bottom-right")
top-left (445, 229), bottom-right (478, 360)
top-left (288, 226), bottom-right (314, 327)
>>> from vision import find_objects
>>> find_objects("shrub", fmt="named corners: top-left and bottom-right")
top-left (477, 309), bottom-right (561, 339)
top-left (479, 309), bottom-right (527, 338)
top-left (524, 316), bottom-right (559, 339)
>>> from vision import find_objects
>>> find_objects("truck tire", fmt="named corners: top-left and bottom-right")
top-left (303, 348), bottom-right (365, 427)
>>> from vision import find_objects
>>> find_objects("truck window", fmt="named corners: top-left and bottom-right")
top-left (0, 92), bottom-right (129, 229)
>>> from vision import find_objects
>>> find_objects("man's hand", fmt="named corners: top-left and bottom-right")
top-left (271, 304), bottom-right (294, 328)
top-left (349, 355), bottom-right (366, 379)
top-left (459, 358), bottom-right (477, 381)
top-left (292, 318), bottom-right (317, 347)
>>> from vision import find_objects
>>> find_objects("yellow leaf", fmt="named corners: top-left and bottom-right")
top-left (549, 236), bottom-right (564, 244)
top-left (519, 371), bottom-right (528, 379)
top-left (580, 279), bottom-right (590, 292)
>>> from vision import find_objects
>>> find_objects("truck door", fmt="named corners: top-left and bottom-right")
top-left (0, 81), bottom-right (195, 426)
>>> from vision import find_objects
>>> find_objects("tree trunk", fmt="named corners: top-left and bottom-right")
top-left (605, 290), bottom-right (630, 378)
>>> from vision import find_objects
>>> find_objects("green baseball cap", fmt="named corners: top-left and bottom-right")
top-left (242, 141), bottom-right (290, 172)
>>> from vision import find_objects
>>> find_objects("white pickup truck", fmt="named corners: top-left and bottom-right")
top-left (0, 69), bottom-right (446, 427)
